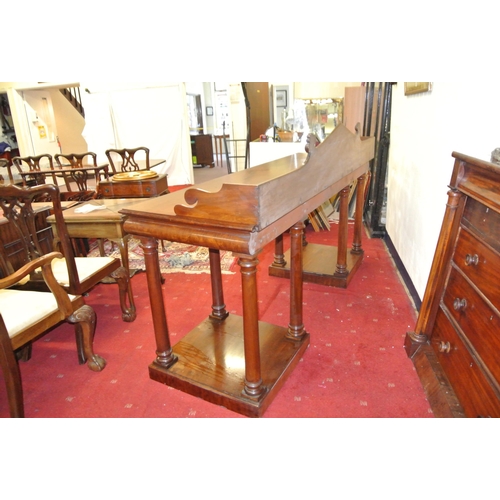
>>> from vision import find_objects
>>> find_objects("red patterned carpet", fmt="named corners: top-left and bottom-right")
top-left (0, 222), bottom-right (432, 418)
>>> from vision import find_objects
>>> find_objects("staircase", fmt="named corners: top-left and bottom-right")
top-left (60, 87), bottom-right (85, 118)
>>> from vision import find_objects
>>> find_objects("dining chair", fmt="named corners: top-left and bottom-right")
top-left (0, 251), bottom-right (104, 418)
top-left (54, 152), bottom-right (108, 200)
top-left (0, 183), bottom-right (136, 322)
top-left (12, 154), bottom-right (59, 187)
top-left (0, 158), bottom-right (15, 184)
top-left (105, 147), bottom-right (150, 174)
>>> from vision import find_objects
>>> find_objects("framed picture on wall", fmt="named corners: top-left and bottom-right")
top-left (404, 82), bottom-right (432, 96)
top-left (276, 90), bottom-right (287, 107)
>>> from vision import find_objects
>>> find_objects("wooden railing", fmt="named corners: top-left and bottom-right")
top-left (60, 87), bottom-right (85, 118)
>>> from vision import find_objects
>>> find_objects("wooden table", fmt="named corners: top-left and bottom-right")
top-left (121, 125), bottom-right (375, 417)
top-left (97, 173), bottom-right (169, 199)
top-left (46, 198), bottom-right (145, 276)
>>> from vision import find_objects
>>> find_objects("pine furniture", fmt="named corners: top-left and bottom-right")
top-left (405, 152), bottom-right (500, 417)
top-left (121, 124), bottom-right (375, 417)
top-left (46, 198), bottom-right (146, 279)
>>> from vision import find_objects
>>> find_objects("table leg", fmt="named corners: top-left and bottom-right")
top-left (238, 254), bottom-right (265, 399)
top-left (140, 236), bottom-right (177, 368)
top-left (352, 173), bottom-right (367, 255)
top-left (272, 233), bottom-right (286, 268)
top-left (209, 248), bottom-right (229, 321)
top-left (110, 236), bottom-right (131, 276)
top-left (334, 186), bottom-right (349, 278)
top-left (288, 221), bottom-right (306, 341)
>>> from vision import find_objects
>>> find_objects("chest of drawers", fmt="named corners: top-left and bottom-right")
top-left (405, 152), bottom-right (500, 417)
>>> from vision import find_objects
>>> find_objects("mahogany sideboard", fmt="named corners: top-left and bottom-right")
top-left (405, 152), bottom-right (500, 418)
top-left (122, 124), bottom-right (375, 417)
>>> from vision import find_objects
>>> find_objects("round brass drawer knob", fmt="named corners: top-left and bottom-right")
top-left (438, 341), bottom-right (451, 353)
top-left (465, 253), bottom-right (479, 266)
top-left (453, 298), bottom-right (467, 311)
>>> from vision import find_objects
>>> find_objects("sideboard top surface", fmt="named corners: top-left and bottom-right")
top-left (122, 124), bottom-right (375, 240)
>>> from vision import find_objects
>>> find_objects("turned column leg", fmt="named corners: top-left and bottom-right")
top-left (334, 186), bottom-right (349, 277)
top-left (238, 255), bottom-right (265, 399)
top-left (405, 189), bottom-right (465, 357)
top-left (209, 248), bottom-right (229, 321)
top-left (288, 221), bottom-right (306, 341)
top-left (352, 173), bottom-right (368, 255)
top-left (272, 234), bottom-right (286, 268)
top-left (140, 236), bottom-right (177, 368)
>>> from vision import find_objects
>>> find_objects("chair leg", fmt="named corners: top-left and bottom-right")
top-left (110, 266), bottom-right (137, 322)
top-left (0, 325), bottom-right (24, 417)
top-left (98, 239), bottom-right (106, 257)
top-left (67, 304), bottom-right (106, 372)
top-left (16, 343), bottom-right (33, 362)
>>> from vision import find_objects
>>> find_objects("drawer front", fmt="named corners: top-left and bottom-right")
top-left (454, 227), bottom-right (500, 311)
top-left (432, 308), bottom-right (500, 417)
top-left (99, 177), bottom-right (168, 198)
top-left (462, 197), bottom-right (500, 253)
top-left (443, 266), bottom-right (500, 384)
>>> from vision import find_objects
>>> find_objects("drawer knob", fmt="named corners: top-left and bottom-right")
top-left (438, 341), bottom-right (451, 353)
top-left (453, 298), bottom-right (467, 311)
top-left (465, 253), bottom-right (479, 266)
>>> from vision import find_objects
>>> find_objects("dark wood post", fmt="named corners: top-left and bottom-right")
top-left (209, 248), bottom-right (229, 321)
top-left (287, 221), bottom-right (306, 341)
top-left (272, 233), bottom-right (286, 267)
top-left (238, 254), bottom-right (264, 398)
top-left (352, 173), bottom-right (367, 255)
top-left (140, 236), bottom-right (177, 368)
top-left (335, 186), bottom-right (349, 277)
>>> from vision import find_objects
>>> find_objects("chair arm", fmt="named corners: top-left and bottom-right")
top-left (0, 252), bottom-right (75, 316)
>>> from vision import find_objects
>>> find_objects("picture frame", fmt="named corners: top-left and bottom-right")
top-left (276, 89), bottom-right (287, 107)
top-left (206, 106), bottom-right (214, 116)
top-left (404, 82), bottom-right (432, 96)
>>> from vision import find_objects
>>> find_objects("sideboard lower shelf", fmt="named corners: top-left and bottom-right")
top-left (148, 314), bottom-right (310, 418)
top-left (269, 243), bottom-right (364, 288)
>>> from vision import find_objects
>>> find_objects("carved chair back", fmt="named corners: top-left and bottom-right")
top-left (105, 147), bottom-right (150, 174)
top-left (54, 152), bottom-right (102, 200)
top-left (12, 154), bottom-right (58, 187)
top-left (0, 183), bottom-right (136, 322)
top-left (0, 183), bottom-right (82, 291)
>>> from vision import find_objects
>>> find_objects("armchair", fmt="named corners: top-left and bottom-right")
top-left (0, 183), bottom-right (136, 322)
top-left (0, 252), bottom-right (104, 417)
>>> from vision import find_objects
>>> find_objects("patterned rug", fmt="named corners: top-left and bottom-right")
top-left (87, 238), bottom-right (237, 275)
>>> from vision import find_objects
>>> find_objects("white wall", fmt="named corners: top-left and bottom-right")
top-left (387, 82), bottom-right (500, 299)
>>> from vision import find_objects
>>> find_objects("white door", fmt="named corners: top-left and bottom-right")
top-left (22, 90), bottom-right (61, 157)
